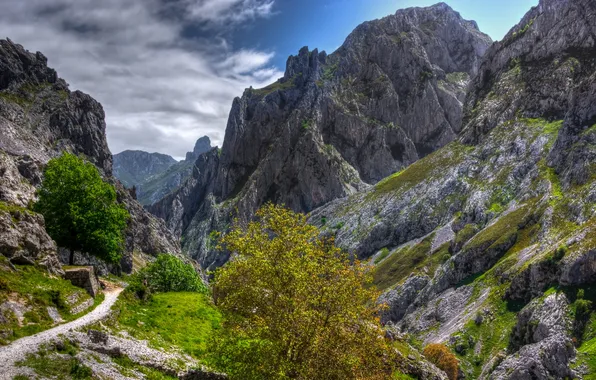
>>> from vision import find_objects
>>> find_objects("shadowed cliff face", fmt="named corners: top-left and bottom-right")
top-left (149, 3), bottom-right (492, 270)
top-left (0, 38), bottom-right (180, 274)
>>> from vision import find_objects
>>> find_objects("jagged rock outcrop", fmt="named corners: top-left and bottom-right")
top-left (114, 136), bottom-right (213, 205)
top-left (185, 136), bottom-right (212, 162)
top-left (490, 293), bottom-right (576, 379)
top-left (150, 3), bottom-right (492, 270)
top-left (0, 38), bottom-right (180, 273)
top-left (308, 0), bottom-right (596, 377)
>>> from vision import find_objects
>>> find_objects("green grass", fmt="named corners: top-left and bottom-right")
top-left (371, 142), bottom-right (470, 198)
top-left (114, 291), bottom-right (222, 358)
top-left (0, 261), bottom-right (99, 345)
top-left (374, 248), bottom-right (391, 264)
top-left (453, 286), bottom-right (518, 378)
top-left (463, 202), bottom-right (538, 254)
top-left (113, 355), bottom-right (177, 379)
top-left (455, 224), bottom-right (479, 247)
top-left (17, 341), bottom-right (92, 379)
top-left (252, 78), bottom-right (295, 96)
top-left (373, 234), bottom-right (445, 291)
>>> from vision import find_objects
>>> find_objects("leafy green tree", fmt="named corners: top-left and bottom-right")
top-left (134, 254), bottom-right (207, 295)
top-left (34, 153), bottom-right (129, 264)
top-left (209, 204), bottom-right (395, 380)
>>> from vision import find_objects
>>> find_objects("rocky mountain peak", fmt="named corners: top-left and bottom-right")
top-left (282, 46), bottom-right (327, 84)
top-left (150, 4), bottom-right (493, 270)
top-left (185, 135), bottom-right (213, 162)
top-left (0, 38), bottom-right (60, 91)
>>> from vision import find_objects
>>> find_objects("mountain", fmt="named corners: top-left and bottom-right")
top-left (113, 150), bottom-right (177, 188)
top-left (149, 3), bottom-right (493, 269)
top-left (113, 136), bottom-right (213, 205)
top-left (310, 0), bottom-right (596, 377)
top-left (0, 38), bottom-right (180, 274)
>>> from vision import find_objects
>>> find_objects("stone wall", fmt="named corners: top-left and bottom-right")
top-left (63, 266), bottom-right (100, 298)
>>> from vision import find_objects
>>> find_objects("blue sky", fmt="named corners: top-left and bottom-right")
top-left (0, 0), bottom-right (538, 158)
top-left (231, 0), bottom-right (539, 68)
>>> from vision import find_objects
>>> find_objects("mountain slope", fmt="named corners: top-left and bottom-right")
top-left (150, 3), bottom-right (492, 270)
top-left (113, 136), bottom-right (213, 205)
top-left (113, 150), bottom-right (177, 188)
top-left (311, 0), bottom-right (596, 377)
top-left (0, 38), bottom-right (180, 274)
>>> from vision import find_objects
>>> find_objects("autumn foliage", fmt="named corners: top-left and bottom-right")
top-left (423, 343), bottom-right (459, 380)
top-left (210, 204), bottom-right (396, 380)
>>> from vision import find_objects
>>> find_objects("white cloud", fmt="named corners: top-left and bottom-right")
top-left (184, 0), bottom-right (275, 24)
top-left (0, 0), bottom-right (283, 158)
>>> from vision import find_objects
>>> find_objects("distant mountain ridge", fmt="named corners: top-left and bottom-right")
top-left (113, 150), bottom-right (178, 188)
top-left (113, 136), bottom-right (213, 205)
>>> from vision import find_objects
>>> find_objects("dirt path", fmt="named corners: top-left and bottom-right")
top-left (0, 287), bottom-right (123, 376)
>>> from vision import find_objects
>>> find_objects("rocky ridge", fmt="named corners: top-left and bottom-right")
top-left (150, 3), bottom-right (492, 270)
top-left (310, 0), bottom-right (596, 377)
top-left (0, 38), bottom-right (180, 274)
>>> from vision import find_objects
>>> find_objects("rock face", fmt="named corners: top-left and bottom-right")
top-left (150, 3), bottom-right (492, 270)
top-left (113, 136), bottom-right (213, 205)
top-left (0, 38), bottom-right (180, 273)
top-left (491, 294), bottom-right (575, 379)
top-left (310, 0), bottom-right (596, 377)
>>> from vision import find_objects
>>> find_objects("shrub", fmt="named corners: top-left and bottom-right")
top-left (374, 248), bottom-right (391, 264)
top-left (553, 245), bottom-right (568, 261)
top-left (70, 361), bottom-right (92, 378)
top-left (135, 254), bottom-right (207, 295)
top-left (423, 343), bottom-right (459, 380)
top-left (34, 153), bottom-right (129, 264)
top-left (575, 298), bottom-right (592, 321)
top-left (210, 204), bottom-right (396, 379)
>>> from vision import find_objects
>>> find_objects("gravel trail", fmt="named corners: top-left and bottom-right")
top-left (0, 287), bottom-right (123, 376)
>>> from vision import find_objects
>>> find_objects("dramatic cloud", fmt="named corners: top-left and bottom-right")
top-left (0, 0), bottom-right (282, 159)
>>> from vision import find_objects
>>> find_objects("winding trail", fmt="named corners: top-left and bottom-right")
top-left (0, 287), bottom-right (123, 374)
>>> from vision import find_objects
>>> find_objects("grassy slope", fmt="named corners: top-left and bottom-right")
top-left (0, 258), bottom-right (103, 345)
top-left (112, 291), bottom-right (222, 358)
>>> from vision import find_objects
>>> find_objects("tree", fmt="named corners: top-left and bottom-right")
top-left (210, 204), bottom-right (395, 380)
top-left (423, 344), bottom-right (459, 380)
top-left (34, 153), bottom-right (129, 264)
top-left (134, 254), bottom-right (207, 294)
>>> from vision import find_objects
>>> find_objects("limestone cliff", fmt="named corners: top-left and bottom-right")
top-left (0, 39), bottom-right (180, 273)
top-left (149, 3), bottom-right (492, 270)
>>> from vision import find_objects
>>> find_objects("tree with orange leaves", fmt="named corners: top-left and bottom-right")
top-left (423, 343), bottom-right (459, 380)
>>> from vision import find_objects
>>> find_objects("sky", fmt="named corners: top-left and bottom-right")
top-left (0, 0), bottom-right (537, 160)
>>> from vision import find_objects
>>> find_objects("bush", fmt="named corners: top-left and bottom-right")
top-left (553, 245), bottom-right (567, 261)
top-left (210, 204), bottom-right (396, 379)
top-left (34, 153), bottom-right (129, 264)
top-left (374, 248), bottom-right (391, 264)
top-left (575, 299), bottom-right (592, 321)
top-left (423, 343), bottom-right (459, 380)
top-left (135, 254), bottom-right (207, 295)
